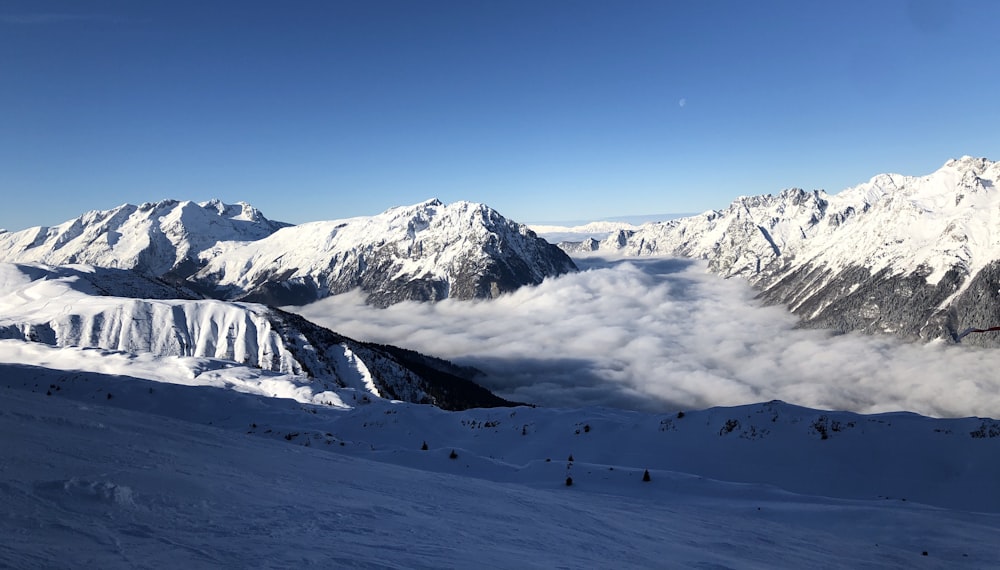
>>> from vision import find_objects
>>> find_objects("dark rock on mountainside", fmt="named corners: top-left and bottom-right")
top-left (266, 308), bottom-right (522, 410)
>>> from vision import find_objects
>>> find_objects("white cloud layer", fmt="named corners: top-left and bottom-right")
top-left (293, 256), bottom-right (1000, 418)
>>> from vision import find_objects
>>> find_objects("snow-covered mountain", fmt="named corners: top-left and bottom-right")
top-left (0, 199), bottom-right (288, 280)
top-left (0, 263), bottom-right (511, 410)
top-left (0, 198), bottom-right (576, 307)
top-left (565, 157), bottom-right (1000, 344)
top-left (192, 198), bottom-right (577, 306)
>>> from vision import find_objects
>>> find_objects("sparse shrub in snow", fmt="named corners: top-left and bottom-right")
top-left (812, 417), bottom-right (830, 440)
top-left (970, 421), bottom-right (1000, 438)
top-left (565, 476), bottom-right (573, 487)
top-left (719, 419), bottom-right (739, 435)
top-left (449, 449), bottom-right (458, 459)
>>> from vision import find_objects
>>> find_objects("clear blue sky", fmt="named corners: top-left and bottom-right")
top-left (2, 0), bottom-right (999, 230)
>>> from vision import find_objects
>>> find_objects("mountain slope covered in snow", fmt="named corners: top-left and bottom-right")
top-left (3, 356), bottom-right (999, 568)
top-left (0, 199), bottom-right (288, 280)
top-left (565, 157), bottom-right (1000, 344)
top-left (192, 199), bottom-right (577, 306)
top-left (0, 263), bottom-right (512, 410)
top-left (0, 198), bottom-right (576, 307)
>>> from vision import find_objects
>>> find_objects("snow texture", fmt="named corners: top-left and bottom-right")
top-left (2, 356), bottom-right (999, 568)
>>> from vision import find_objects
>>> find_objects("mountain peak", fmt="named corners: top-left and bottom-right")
top-left (193, 199), bottom-right (577, 307)
top-left (944, 155), bottom-right (992, 171)
top-left (561, 155), bottom-right (1000, 344)
top-left (0, 199), bottom-right (287, 277)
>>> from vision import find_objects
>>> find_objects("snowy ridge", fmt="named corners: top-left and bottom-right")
top-left (0, 264), bottom-right (303, 373)
top-left (0, 198), bottom-right (576, 307)
top-left (0, 199), bottom-right (288, 278)
top-left (0, 263), bottom-right (513, 410)
top-left (193, 198), bottom-right (577, 306)
top-left (565, 157), bottom-right (1000, 342)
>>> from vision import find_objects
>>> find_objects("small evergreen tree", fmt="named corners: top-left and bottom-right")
top-left (567, 453), bottom-right (574, 462)
top-left (449, 449), bottom-right (458, 459)
top-left (565, 476), bottom-right (573, 487)
top-left (642, 469), bottom-right (651, 482)
top-left (421, 441), bottom-right (429, 451)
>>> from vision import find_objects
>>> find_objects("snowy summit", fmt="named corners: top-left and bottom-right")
top-left (0, 198), bottom-right (575, 308)
top-left (565, 157), bottom-right (1000, 343)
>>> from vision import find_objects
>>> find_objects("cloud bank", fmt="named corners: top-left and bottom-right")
top-left (293, 256), bottom-right (1000, 418)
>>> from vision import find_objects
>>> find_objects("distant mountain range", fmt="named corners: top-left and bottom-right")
top-left (562, 157), bottom-right (1000, 344)
top-left (0, 198), bottom-right (575, 307)
top-left (0, 198), bottom-right (580, 410)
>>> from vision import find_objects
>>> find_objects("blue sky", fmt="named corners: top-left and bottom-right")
top-left (2, 0), bottom-right (999, 230)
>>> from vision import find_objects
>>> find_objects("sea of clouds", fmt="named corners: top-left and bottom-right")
top-left (294, 256), bottom-right (1000, 418)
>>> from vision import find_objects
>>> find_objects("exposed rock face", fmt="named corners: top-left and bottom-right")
top-left (562, 157), bottom-right (1000, 344)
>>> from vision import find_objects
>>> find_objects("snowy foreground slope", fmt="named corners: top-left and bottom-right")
top-left (0, 198), bottom-right (575, 307)
top-left (3, 354), bottom-right (1000, 569)
top-left (0, 263), bottom-right (510, 410)
top-left (563, 157), bottom-right (1000, 344)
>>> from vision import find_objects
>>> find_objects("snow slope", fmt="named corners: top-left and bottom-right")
top-left (2, 358), bottom-right (999, 568)
top-left (0, 263), bottom-right (512, 410)
top-left (564, 157), bottom-right (1000, 343)
top-left (193, 199), bottom-right (577, 306)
